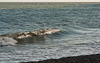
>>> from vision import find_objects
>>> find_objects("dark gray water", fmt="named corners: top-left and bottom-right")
top-left (0, 3), bottom-right (100, 63)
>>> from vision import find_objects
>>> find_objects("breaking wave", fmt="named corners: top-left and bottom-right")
top-left (0, 37), bottom-right (18, 46)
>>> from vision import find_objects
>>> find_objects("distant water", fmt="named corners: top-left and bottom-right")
top-left (1, 2), bottom-right (100, 63)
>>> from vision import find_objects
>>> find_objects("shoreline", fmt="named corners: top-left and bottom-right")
top-left (20, 54), bottom-right (100, 63)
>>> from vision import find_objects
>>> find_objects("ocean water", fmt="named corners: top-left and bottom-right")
top-left (0, 2), bottom-right (100, 63)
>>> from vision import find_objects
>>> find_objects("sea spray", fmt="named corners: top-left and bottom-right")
top-left (0, 37), bottom-right (18, 46)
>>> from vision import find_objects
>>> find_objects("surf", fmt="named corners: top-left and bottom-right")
top-left (0, 28), bottom-right (61, 46)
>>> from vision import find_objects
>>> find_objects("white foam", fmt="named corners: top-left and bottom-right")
top-left (17, 35), bottom-right (32, 39)
top-left (1, 29), bottom-right (100, 63)
top-left (0, 37), bottom-right (18, 46)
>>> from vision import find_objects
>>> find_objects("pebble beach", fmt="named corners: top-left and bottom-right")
top-left (21, 54), bottom-right (100, 63)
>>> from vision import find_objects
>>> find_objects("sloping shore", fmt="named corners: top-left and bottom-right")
top-left (20, 54), bottom-right (100, 63)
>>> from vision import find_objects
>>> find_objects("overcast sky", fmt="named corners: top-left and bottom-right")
top-left (0, 0), bottom-right (100, 2)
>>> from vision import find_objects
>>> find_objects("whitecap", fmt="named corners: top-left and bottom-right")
top-left (0, 37), bottom-right (18, 46)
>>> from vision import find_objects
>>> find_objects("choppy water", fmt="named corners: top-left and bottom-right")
top-left (1, 3), bottom-right (100, 63)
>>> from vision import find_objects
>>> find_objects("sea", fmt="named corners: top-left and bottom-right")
top-left (0, 2), bottom-right (100, 63)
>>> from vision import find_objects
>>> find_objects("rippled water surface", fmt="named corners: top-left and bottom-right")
top-left (0, 2), bottom-right (100, 63)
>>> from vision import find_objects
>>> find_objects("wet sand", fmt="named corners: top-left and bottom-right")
top-left (20, 54), bottom-right (100, 63)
